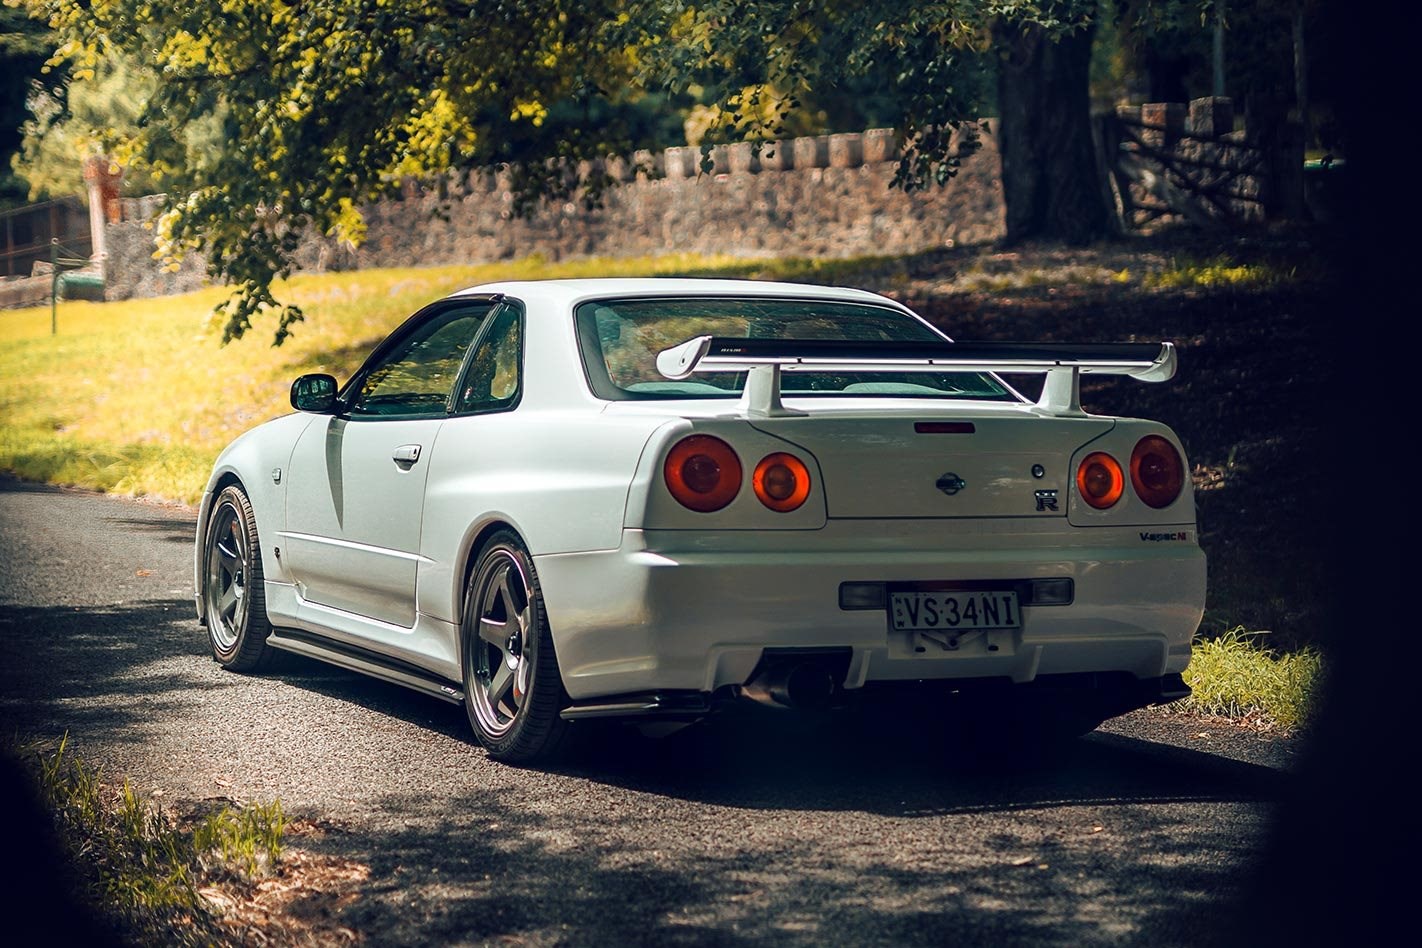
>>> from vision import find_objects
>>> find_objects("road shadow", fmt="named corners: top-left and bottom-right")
top-left (0, 599), bottom-right (241, 742)
top-left (0, 476), bottom-right (65, 495)
top-left (0, 595), bottom-right (477, 751)
top-left (311, 712), bottom-right (1280, 947)
top-left (100, 516), bottom-right (196, 545)
top-left (0, 591), bottom-right (1287, 946)
top-left (545, 708), bottom-right (1286, 814)
top-left (269, 650), bottom-right (473, 743)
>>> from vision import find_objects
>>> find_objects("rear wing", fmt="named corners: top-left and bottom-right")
top-left (655, 336), bottom-right (1177, 417)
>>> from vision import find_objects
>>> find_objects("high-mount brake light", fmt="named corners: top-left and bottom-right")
top-left (1131, 435), bottom-right (1185, 508)
top-left (753, 453), bottom-right (811, 512)
top-left (664, 435), bottom-right (742, 512)
top-left (1077, 452), bottom-right (1124, 509)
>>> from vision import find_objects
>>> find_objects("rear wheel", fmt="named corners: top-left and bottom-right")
top-left (203, 485), bottom-right (274, 671)
top-left (461, 531), bottom-right (569, 763)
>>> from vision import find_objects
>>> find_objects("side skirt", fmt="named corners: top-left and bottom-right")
top-left (268, 628), bottom-right (465, 705)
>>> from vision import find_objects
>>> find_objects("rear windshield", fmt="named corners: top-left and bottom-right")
top-left (574, 297), bottom-right (1016, 401)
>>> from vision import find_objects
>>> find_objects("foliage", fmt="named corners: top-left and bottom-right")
top-left (620, 1), bottom-right (1011, 185)
top-left (17, 734), bottom-right (286, 946)
top-left (0, 1), bottom-right (54, 206)
top-left (19, 0), bottom-right (1115, 345)
top-left (23, 0), bottom-right (665, 344)
top-left (1179, 626), bottom-right (1323, 730)
top-left (10, 52), bottom-right (167, 199)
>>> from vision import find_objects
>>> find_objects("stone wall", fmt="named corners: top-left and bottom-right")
top-left (102, 128), bottom-right (1004, 301)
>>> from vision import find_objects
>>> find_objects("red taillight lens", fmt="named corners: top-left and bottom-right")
top-left (664, 435), bottom-right (742, 512)
top-left (1131, 435), bottom-right (1184, 508)
top-left (1076, 452), bottom-right (1124, 509)
top-left (753, 453), bottom-right (811, 512)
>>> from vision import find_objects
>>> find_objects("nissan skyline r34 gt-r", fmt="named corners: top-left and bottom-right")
top-left (195, 278), bottom-right (1206, 762)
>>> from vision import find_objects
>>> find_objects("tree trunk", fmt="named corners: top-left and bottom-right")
top-left (992, 7), bottom-right (1119, 245)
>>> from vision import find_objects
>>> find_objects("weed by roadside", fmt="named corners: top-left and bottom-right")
top-left (1174, 627), bottom-right (1325, 731)
top-left (18, 734), bottom-right (285, 945)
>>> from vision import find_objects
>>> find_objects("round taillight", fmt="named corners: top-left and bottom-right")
top-left (753, 453), bottom-right (811, 512)
top-left (664, 435), bottom-right (742, 512)
top-left (1076, 452), bottom-right (1124, 509)
top-left (1131, 435), bottom-right (1184, 508)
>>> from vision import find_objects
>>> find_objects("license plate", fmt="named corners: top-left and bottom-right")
top-left (890, 590), bottom-right (1021, 631)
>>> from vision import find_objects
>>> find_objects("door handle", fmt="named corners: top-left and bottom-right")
top-left (392, 444), bottom-right (422, 464)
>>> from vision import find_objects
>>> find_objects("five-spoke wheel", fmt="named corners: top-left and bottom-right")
top-left (203, 485), bottom-right (273, 671)
top-left (462, 531), bottom-right (568, 762)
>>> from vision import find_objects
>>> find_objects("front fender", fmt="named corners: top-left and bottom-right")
top-left (193, 412), bottom-right (318, 621)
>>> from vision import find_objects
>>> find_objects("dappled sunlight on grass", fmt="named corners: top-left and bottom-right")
top-left (0, 254), bottom-right (817, 503)
top-left (1141, 256), bottom-right (1295, 290)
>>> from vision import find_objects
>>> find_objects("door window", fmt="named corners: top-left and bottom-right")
top-left (347, 303), bottom-right (493, 417)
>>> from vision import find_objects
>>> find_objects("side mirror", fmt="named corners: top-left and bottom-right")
top-left (290, 373), bottom-right (338, 413)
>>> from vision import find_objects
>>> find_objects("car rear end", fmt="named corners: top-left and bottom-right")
top-left (531, 286), bottom-right (1205, 724)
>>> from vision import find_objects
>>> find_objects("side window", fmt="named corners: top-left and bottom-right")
top-left (456, 305), bottom-right (522, 413)
top-left (348, 304), bottom-right (492, 417)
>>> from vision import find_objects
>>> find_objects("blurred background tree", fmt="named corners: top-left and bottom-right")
top-left (5, 0), bottom-right (1345, 342)
top-left (10, 54), bottom-right (167, 200)
top-left (1, 3), bottom-right (54, 209)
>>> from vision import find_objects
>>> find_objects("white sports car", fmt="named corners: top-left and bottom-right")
top-left (195, 278), bottom-right (1206, 762)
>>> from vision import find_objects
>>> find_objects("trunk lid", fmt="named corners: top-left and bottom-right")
top-left (750, 412), bottom-right (1114, 519)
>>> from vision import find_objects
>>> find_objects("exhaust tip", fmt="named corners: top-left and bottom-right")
top-left (741, 661), bottom-right (837, 710)
top-left (783, 663), bottom-right (835, 709)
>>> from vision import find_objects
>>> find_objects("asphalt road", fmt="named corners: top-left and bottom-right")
top-left (0, 476), bottom-right (1303, 946)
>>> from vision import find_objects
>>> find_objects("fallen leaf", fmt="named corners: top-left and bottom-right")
top-left (135, 568), bottom-right (153, 577)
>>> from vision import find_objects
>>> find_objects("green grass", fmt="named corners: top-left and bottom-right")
top-left (18, 734), bottom-right (285, 945)
top-left (1178, 627), bottom-right (1324, 730)
top-left (1141, 255), bottom-right (1296, 290)
top-left (0, 254), bottom-right (839, 503)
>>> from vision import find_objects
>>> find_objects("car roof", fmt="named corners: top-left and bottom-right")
top-left (447, 278), bottom-right (907, 311)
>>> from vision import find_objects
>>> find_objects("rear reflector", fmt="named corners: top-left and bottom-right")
top-left (1026, 578), bottom-right (1074, 605)
top-left (914, 422), bottom-right (976, 434)
top-left (839, 583), bottom-right (887, 610)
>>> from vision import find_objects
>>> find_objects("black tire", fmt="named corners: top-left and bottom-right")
top-left (461, 531), bottom-right (570, 763)
top-left (202, 484), bottom-right (275, 672)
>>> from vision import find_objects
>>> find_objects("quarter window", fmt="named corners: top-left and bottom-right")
top-left (456, 304), bottom-right (522, 413)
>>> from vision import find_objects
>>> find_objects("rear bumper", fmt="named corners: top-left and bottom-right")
top-left (536, 520), bottom-right (1206, 702)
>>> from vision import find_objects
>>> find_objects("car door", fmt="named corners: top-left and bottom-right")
top-left (281, 299), bottom-right (497, 628)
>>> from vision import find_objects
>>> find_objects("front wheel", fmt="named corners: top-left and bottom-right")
top-left (203, 484), bottom-right (274, 671)
top-left (461, 531), bottom-right (570, 763)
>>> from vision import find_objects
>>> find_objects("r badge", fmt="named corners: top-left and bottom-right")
top-left (1034, 489), bottom-right (1059, 511)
